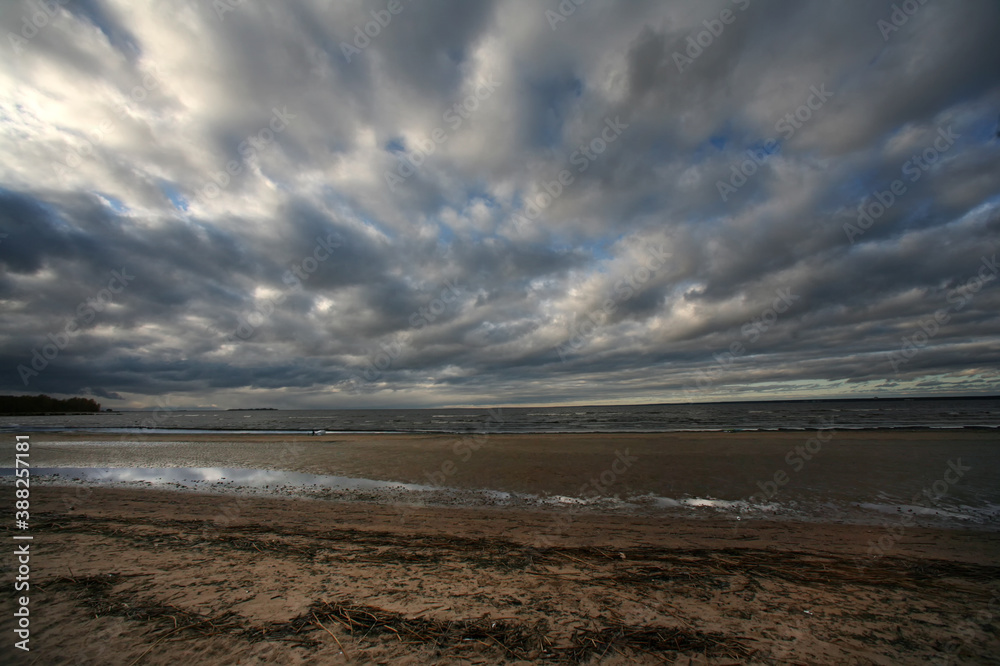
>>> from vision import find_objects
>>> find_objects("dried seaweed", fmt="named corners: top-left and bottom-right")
top-left (46, 574), bottom-right (247, 640)
top-left (566, 623), bottom-right (754, 662)
top-left (42, 575), bottom-right (762, 663)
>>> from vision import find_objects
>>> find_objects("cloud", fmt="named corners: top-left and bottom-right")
top-left (82, 386), bottom-right (124, 401)
top-left (1, 0), bottom-right (998, 407)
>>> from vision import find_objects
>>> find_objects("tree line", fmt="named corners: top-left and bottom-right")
top-left (0, 394), bottom-right (102, 414)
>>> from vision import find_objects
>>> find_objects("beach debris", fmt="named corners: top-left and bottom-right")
top-left (566, 623), bottom-right (754, 662)
top-left (35, 509), bottom-right (1000, 663)
top-left (305, 599), bottom-right (548, 658)
top-left (312, 611), bottom-right (350, 659)
top-left (44, 572), bottom-right (757, 662)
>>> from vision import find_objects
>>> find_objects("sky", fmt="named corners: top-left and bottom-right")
top-left (1, 0), bottom-right (999, 410)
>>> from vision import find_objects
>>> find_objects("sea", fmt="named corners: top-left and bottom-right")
top-left (3, 397), bottom-right (998, 530)
top-left (2, 396), bottom-right (998, 435)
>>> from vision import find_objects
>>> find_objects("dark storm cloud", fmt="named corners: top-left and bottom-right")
top-left (0, 0), bottom-right (997, 407)
top-left (82, 386), bottom-right (123, 400)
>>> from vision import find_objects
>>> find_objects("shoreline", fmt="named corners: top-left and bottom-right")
top-left (5, 430), bottom-right (999, 533)
top-left (10, 466), bottom-right (1000, 535)
top-left (10, 430), bottom-right (998, 491)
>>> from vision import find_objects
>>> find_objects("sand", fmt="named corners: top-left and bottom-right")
top-left (17, 430), bottom-right (1000, 503)
top-left (2, 431), bottom-right (999, 663)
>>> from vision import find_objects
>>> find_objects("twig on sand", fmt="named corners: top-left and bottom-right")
top-left (313, 611), bottom-right (350, 659)
top-left (598, 627), bottom-right (622, 661)
top-left (555, 551), bottom-right (591, 567)
top-left (127, 618), bottom-right (217, 665)
top-left (126, 629), bottom-right (178, 666)
top-left (488, 634), bottom-right (520, 659)
top-left (412, 603), bottom-right (449, 617)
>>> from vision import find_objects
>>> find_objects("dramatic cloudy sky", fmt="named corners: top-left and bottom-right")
top-left (1, 0), bottom-right (998, 409)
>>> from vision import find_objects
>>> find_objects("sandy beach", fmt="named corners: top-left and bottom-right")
top-left (14, 430), bottom-right (1000, 506)
top-left (3, 431), bottom-right (999, 663)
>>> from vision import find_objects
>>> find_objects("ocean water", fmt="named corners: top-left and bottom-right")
top-left (1, 396), bottom-right (998, 434)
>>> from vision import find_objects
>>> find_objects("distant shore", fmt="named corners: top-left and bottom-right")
top-left (0, 411), bottom-right (118, 417)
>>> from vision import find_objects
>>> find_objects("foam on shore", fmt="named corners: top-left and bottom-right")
top-left (6, 465), bottom-right (998, 531)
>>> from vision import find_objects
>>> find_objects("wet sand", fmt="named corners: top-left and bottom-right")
top-left (2, 431), bottom-right (999, 663)
top-left (17, 430), bottom-right (1000, 503)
